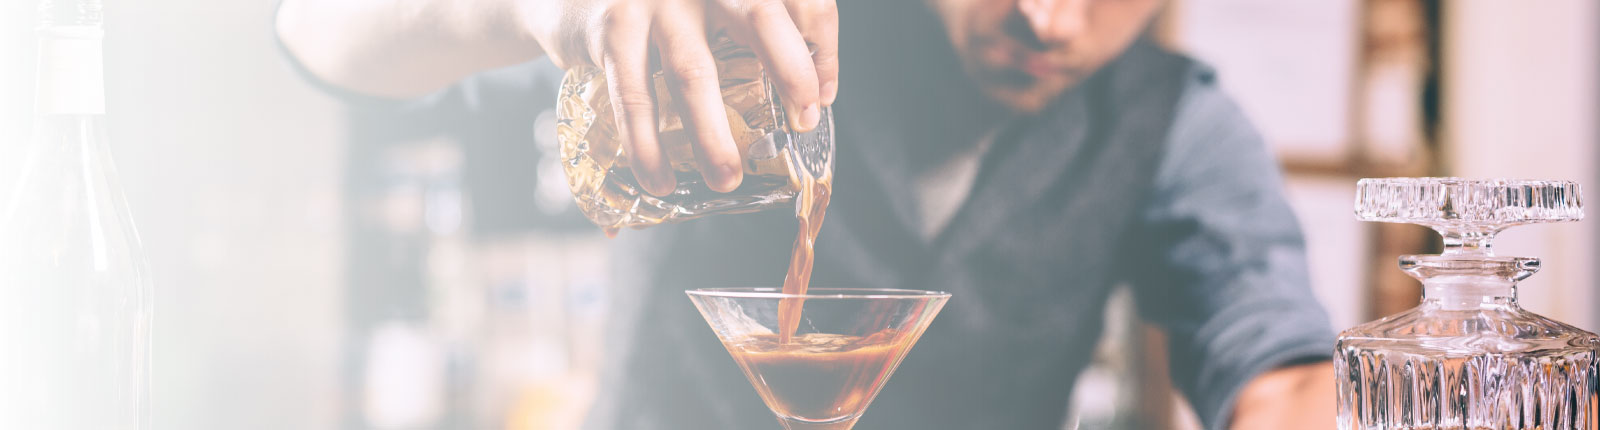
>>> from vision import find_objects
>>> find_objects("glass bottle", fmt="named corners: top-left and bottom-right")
top-left (555, 34), bottom-right (834, 235)
top-left (1336, 178), bottom-right (1598, 430)
top-left (0, 0), bottom-right (154, 428)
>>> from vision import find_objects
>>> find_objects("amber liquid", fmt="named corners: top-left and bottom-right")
top-left (593, 167), bottom-right (795, 238)
top-left (558, 38), bottom-right (829, 235)
top-left (778, 174), bottom-right (831, 343)
top-left (726, 331), bottom-right (906, 421)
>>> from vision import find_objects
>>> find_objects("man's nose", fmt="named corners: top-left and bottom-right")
top-left (1018, 0), bottom-right (1088, 45)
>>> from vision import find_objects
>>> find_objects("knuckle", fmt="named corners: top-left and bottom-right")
top-left (789, 0), bottom-right (832, 17)
top-left (783, 86), bottom-right (819, 104)
top-left (744, 0), bottom-right (790, 23)
top-left (772, 64), bottom-right (819, 92)
top-left (611, 89), bottom-right (656, 114)
top-left (599, 4), bottom-right (648, 30)
top-left (667, 62), bottom-right (718, 86)
top-left (811, 53), bottom-right (838, 72)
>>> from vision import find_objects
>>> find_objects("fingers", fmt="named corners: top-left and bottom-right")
top-left (656, 9), bottom-right (744, 192)
top-left (584, 0), bottom-right (833, 196)
top-left (810, 15), bottom-right (839, 106)
top-left (597, 7), bottom-right (675, 196)
top-left (788, 0), bottom-right (839, 106)
top-left (740, 1), bottom-right (823, 132)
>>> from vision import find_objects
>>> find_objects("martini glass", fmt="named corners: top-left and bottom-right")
top-left (687, 288), bottom-right (950, 430)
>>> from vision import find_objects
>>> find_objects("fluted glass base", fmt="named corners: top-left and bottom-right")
top-left (1335, 306), bottom-right (1600, 430)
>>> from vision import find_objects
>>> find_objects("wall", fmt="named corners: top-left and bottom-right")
top-left (1443, 0), bottom-right (1598, 330)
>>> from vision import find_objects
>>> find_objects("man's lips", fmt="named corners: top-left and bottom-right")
top-left (983, 43), bottom-right (1073, 78)
top-left (1020, 54), bottom-right (1072, 77)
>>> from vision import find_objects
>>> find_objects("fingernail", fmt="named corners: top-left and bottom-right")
top-left (821, 82), bottom-right (838, 106)
top-left (715, 163), bottom-right (743, 192)
top-left (794, 104), bottom-right (821, 132)
top-left (644, 171), bottom-right (674, 196)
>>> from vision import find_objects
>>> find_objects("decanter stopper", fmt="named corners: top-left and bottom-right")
top-left (1355, 178), bottom-right (1583, 255)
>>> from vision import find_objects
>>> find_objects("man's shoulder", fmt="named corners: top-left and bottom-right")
top-left (1051, 40), bottom-right (1228, 150)
top-left (1099, 40), bottom-right (1221, 106)
top-left (1061, 40), bottom-right (1267, 190)
top-left (1137, 43), bottom-right (1276, 192)
top-left (1102, 41), bottom-right (1255, 139)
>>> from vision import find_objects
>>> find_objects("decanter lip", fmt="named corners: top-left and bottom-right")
top-left (1400, 254), bottom-right (1539, 264)
top-left (1399, 254), bottom-right (1540, 283)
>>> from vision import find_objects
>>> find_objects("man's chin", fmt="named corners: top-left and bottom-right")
top-left (984, 86), bottom-right (1067, 115)
top-left (964, 61), bottom-right (1077, 114)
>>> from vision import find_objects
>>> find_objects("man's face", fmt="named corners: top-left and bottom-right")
top-left (926, 0), bottom-right (1164, 113)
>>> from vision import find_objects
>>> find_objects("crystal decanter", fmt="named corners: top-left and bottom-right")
top-left (1336, 178), bottom-right (1599, 430)
top-left (556, 33), bottom-right (834, 235)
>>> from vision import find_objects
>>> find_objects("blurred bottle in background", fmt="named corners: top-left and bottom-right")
top-left (0, 0), bottom-right (154, 428)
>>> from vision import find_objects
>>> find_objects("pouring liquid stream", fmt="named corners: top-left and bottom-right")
top-left (778, 173), bottom-right (831, 344)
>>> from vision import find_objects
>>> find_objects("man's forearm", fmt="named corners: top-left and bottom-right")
top-left (1231, 361), bottom-right (1336, 430)
top-left (276, 0), bottom-right (546, 99)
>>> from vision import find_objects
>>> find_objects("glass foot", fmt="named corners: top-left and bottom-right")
top-left (779, 416), bottom-right (859, 430)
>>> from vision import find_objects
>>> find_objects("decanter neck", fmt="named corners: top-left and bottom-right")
top-left (1420, 277), bottom-right (1517, 309)
top-left (1403, 254), bottom-right (1537, 310)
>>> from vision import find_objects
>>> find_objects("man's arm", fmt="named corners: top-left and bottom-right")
top-left (1233, 361), bottom-right (1336, 429)
top-left (1122, 65), bottom-right (1336, 429)
top-left (275, 0), bottom-right (545, 99)
top-left (276, 0), bottom-right (836, 195)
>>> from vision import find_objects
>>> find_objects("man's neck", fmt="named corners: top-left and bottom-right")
top-left (840, 0), bottom-right (1011, 169)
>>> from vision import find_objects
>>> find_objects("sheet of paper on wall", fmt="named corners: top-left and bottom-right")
top-left (1175, 0), bottom-right (1357, 160)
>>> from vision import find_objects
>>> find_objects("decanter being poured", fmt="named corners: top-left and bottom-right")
top-left (1336, 178), bottom-right (1599, 430)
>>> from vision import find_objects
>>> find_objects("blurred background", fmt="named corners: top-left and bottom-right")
top-left (0, 0), bottom-right (1595, 429)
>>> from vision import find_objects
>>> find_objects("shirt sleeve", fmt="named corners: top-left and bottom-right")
top-left (271, 0), bottom-right (565, 119)
top-left (1122, 66), bottom-right (1337, 430)
top-left (272, 0), bottom-right (589, 234)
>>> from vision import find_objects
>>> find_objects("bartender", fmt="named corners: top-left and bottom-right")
top-left (277, 0), bottom-right (1337, 428)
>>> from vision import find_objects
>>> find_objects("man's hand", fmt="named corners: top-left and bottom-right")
top-left (278, 0), bottom-right (838, 196)
top-left (1230, 361), bottom-right (1336, 430)
top-left (529, 0), bottom-right (838, 195)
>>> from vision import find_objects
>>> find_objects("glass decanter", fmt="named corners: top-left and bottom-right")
top-left (1336, 178), bottom-right (1599, 430)
top-left (556, 33), bottom-right (834, 236)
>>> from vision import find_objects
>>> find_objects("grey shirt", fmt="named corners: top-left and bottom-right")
top-left (283, 2), bottom-right (1336, 428)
